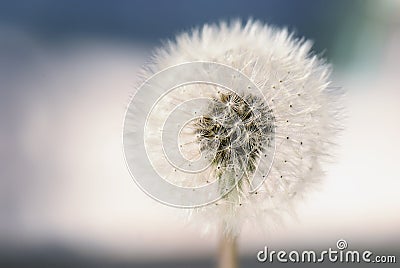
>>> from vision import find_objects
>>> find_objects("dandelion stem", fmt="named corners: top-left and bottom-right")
top-left (218, 230), bottom-right (238, 268)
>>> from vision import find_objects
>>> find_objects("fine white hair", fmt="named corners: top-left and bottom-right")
top-left (134, 19), bottom-right (342, 236)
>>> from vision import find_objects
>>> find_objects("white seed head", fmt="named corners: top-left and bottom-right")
top-left (126, 20), bottom-right (341, 236)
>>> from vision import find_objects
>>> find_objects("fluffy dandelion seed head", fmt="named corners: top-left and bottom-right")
top-left (125, 20), bottom-right (341, 236)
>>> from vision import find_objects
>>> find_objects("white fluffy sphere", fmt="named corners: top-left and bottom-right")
top-left (128, 20), bottom-right (341, 236)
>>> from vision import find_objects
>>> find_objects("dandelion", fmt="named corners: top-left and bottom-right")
top-left (123, 19), bottom-right (341, 268)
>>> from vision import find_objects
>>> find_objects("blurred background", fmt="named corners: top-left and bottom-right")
top-left (0, 0), bottom-right (399, 267)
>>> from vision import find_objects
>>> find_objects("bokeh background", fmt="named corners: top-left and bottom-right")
top-left (0, 0), bottom-right (399, 267)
